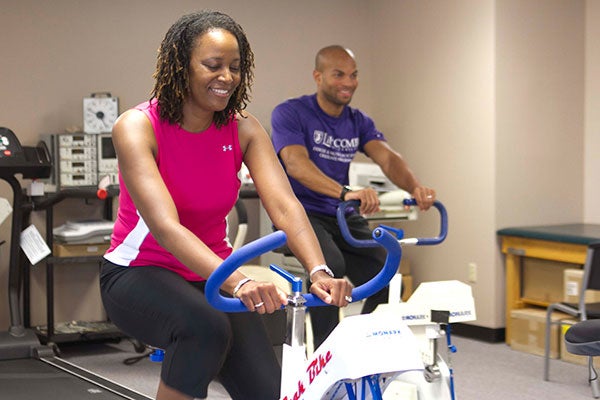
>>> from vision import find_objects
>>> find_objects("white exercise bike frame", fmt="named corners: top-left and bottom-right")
top-left (206, 199), bottom-right (475, 400)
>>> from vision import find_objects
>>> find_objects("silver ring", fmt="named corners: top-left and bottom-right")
top-left (344, 296), bottom-right (352, 303)
top-left (426, 195), bottom-right (433, 199)
top-left (254, 301), bottom-right (264, 308)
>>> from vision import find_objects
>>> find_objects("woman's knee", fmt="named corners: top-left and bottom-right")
top-left (172, 307), bottom-right (232, 347)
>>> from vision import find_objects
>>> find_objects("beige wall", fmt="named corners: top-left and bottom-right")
top-left (0, 0), bottom-right (373, 330)
top-left (585, 1), bottom-right (600, 223)
top-left (369, 0), bottom-right (586, 329)
top-left (495, 0), bottom-right (585, 329)
top-left (369, 1), bottom-right (497, 327)
top-left (0, 0), bottom-right (594, 333)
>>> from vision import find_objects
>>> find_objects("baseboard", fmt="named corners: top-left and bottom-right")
top-left (451, 323), bottom-right (505, 343)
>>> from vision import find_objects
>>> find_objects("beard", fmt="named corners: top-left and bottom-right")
top-left (322, 88), bottom-right (353, 107)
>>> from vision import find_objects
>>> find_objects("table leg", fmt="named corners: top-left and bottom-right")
top-left (505, 252), bottom-right (522, 343)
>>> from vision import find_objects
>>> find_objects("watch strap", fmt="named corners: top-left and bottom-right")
top-left (309, 264), bottom-right (334, 282)
top-left (339, 185), bottom-right (352, 201)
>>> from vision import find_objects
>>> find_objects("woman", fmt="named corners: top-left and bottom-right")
top-left (100, 10), bottom-right (352, 400)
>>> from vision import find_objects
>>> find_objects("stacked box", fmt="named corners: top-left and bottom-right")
top-left (563, 269), bottom-right (600, 303)
top-left (509, 307), bottom-right (571, 358)
top-left (522, 259), bottom-right (579, 304)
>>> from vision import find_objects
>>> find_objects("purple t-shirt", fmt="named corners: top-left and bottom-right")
top-left (271, 94), bottom-right (386, 216)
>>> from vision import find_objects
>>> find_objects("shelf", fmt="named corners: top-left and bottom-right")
top-left (22, 188), bottom-right (123, 345)
top-left (520, 298), bottom-right (550, 308)
top-left (34, 321), bottom-right (124, 344)
top-left (46, 256), bottom-right (104, 265)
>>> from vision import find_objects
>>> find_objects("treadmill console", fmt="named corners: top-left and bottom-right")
top-left (0, 127), bottom-right (52, 179)
top-left (0, 127), bottom-right (25, 161)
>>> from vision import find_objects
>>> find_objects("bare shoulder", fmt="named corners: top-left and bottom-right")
top-left (113, 109), bottom-right (150, 135)
top-left (112, 109), bottom-right (155, 154)
top-left (236, 111), bottom-right (268, 150)
top-left (236, 111), bottom-right (263, 133)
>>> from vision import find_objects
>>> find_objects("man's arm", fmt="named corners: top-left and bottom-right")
top-left (279, 144), bottom-right (345, 199)
top-left (364, 140), bottom-right (436, 210)
top-left (279, 144), bottom-right (381, 214)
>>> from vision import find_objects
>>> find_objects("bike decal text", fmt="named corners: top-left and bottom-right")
top-left (281, 351), bottom-right (333, 400)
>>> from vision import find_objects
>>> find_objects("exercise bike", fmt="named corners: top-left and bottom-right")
top-left (338, 199), bottom-right (476, 400)
top-left (206, 198), bottom-right (475, 399)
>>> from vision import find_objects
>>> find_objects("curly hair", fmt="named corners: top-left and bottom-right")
top-left (150, 10), bottom-right (255, 128)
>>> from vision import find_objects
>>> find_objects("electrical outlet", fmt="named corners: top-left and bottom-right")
top-left (468, 262), bottom-right (477, 283)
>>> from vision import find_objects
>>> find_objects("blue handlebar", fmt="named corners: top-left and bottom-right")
top-left (205, 230), bottom-right (287, 312)
top-left (337, 198), bottom-right (448, 247)
top-left (205, 228), bottom-right (401, 312)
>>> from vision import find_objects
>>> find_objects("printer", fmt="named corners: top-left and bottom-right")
top-left (348, 162), bottom-right (417, 220)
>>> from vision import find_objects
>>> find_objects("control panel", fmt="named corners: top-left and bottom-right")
top-left (0, 127), bottom-right (52, 179)
top-left (0, 127), bottom-right (26, 161)
top-left (42, 132), bottom-right (118, 189)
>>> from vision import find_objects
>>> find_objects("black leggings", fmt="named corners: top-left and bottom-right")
top-left (306, 212), bottom-right (389, 350)
top-left (100, 261), bottom-right (281, 399)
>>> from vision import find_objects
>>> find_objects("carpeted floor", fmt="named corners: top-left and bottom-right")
top-left (60, 333), bottom-right (595, 400)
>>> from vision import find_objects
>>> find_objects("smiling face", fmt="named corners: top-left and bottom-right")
top-left (313, 47), bottom-right (358, 117)
top-left (183, 28), bottom-right (241, 130)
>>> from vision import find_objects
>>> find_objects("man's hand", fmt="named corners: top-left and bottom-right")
top-left (344, 187), bottom-right (380, 215)
top-left (411, 186), bottom-right (436, 211)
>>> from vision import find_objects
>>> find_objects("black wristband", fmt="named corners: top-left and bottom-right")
top-left (339, 185), bottom-right (352, 201)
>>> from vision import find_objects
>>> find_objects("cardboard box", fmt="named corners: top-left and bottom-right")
top-left (53, 243), bottom-right (110, 257)
top-left (563, 269), bottom-right (600, 303)
top-left (399, 258), bottom-right (411, 275)
top-left (560, 319), bottom-right (600, 367)
top-left (509, 307), bottom-right (571, 358)
top-left (522, 258), bottom-right (579, 304)
top-left (402, 274), bottom-right (413, 302)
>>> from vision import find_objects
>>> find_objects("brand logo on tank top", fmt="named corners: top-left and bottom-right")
top-left (222, 145), bottom-right (233, 152)
top-left (313, 130), bottom-right (358, 150)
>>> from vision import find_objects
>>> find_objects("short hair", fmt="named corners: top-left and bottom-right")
top-left (151, 10), bottom-right (255, 128)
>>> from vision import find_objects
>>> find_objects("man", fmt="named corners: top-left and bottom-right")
top-left (271, 45), bottom-right (436, 349)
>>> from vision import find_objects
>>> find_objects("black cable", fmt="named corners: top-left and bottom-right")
top-left (123, 351), bottom-right (153, 365)
top-left (122, 338), bottom-right (152, 365)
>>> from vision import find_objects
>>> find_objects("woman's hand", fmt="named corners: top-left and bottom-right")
top-left (234, 280), bottom-right (288, 314)
top-left (309, 275), bottom-right (354, 307)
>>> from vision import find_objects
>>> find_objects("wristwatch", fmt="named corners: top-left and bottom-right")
top-left (309, 264), bottom-right (334, 282)
top-left (339, 185), bottom-right (352, 201)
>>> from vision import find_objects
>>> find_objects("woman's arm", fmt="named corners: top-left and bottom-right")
top-left (237, 113), bottom-right (352, 306)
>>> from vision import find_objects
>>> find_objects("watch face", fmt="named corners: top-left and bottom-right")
top-left (83, 96), bottom-right (119, 134)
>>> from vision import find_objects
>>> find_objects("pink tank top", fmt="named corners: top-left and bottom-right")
top-left (104, 100), bottom-right (243, 281)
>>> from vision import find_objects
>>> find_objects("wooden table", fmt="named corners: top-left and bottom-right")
top-left (497, 224), bottom-right (600, 343)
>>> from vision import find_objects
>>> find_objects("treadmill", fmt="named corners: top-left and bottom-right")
top-left (0, 127), bottom-right (151, 399)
